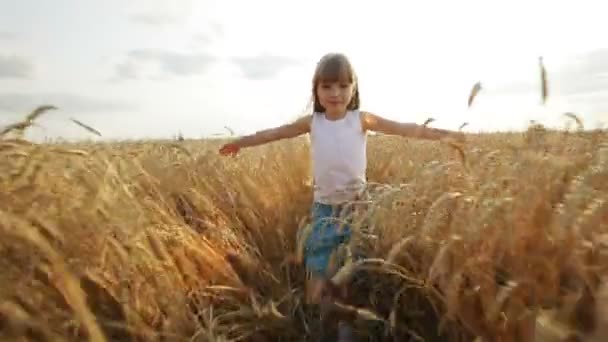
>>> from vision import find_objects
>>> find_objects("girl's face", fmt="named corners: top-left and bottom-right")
top-left (316, 80), bottom-right (355, 116)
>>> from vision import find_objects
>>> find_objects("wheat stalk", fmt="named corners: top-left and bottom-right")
top-left (468, 82), bottom-right (482, 107)
top-left (564, 112), bottom-right (584, 131)
top-left (539, 56), bottom-right (548, 104)
top-left (0, 105), bottom-right (57, 137)
top-left (70, 118), bottom-right (103, 137)
top-left (423, 117), bottom-right (435, 127)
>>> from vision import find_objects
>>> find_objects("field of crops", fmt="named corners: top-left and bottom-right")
top-left (1, 117), bottom-right (607, 341)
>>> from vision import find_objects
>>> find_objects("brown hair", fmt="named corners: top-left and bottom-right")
top-left (311, 53), bottom-right (360, 113)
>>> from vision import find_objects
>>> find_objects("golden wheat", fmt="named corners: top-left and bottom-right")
top-left (0, 113), bottom-right (607, 341)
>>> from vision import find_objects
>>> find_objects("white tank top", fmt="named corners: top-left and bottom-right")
top-left (310, 110), bottom-right (367, 204)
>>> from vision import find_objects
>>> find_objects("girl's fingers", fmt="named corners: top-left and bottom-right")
top-left (219, 144), bottom-right (239, 156)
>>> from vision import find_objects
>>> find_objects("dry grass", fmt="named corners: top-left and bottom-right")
top-left (1, 112), bottom-right (608, 341)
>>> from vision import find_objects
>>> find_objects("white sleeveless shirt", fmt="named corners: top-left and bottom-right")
top-left (310, 110), bottom-right (367, 204)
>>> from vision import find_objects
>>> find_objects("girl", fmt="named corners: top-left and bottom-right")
top-left (219, 52), bottom-right (464, 341)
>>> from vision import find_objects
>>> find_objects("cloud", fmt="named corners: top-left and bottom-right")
top-left (231, 54), bottom-right (301, 80)
top-left (129, 13), bottom-right (179, 27)
top-left (561, 91), bottom-right (608, 119)
top-left (192, 32), bottom-right (217, 45)
top-left (193, 23), bottom-right (223, 43)
top-left (0, 31), bottom-right (18, 40)
top-left (487, 49), bottom-right (608, 120)
top-left (114, 49), bottom-right (216, 80)
top-left (494, 49), bottom-right (608, 98)
top-left (128, 0), bottom-right (194, 27)
top-left (192, 33), bottom-right (212, 45)
top-left (115, 60), bottom-right (139, 80)
top-left (188, 23), bottom-right (224, 52)
top-left (0, 55), bottom-right (34, 79)
top-left (551, 49), bottom-right (608, 97)
top-left (0, 93), bottom-right (136, 114)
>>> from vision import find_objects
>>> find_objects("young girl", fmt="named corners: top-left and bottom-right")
top-left (219, 52), bottom-right (464, 340)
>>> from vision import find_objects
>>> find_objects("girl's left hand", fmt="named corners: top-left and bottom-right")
top-left (219, 142), bottom-right (240, 156)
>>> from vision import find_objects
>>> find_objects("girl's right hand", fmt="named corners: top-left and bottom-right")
top-left (219, 142), bottom-right (240, 156)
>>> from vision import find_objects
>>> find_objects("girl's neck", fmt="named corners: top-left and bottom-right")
top-left (324, 110), bottom-right (348, 121)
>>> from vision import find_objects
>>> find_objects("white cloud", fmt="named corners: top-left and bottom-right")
top-left (0, 31), bottom-right (19, 40)
top-left (129, 13), bottom-right (179, 27)
top-left (493, 49), bottom-right (608, 96)
top-left (192, 23), bottom-right (223, 45)
top-left (113, 49), bottom-right (217, 80)
top-left (0, 55), bottom-right (34, 79)
top-left (0, 93), bottom-right (136, 114)
top-left (231, 54), bottom-right (302, 80)
top-left (2, 0), bottom-right (607, 140)
top-left (127, 0), bottom-right (195, 28)
top-left (553, 49), bottom-right (608, 97)
top-left (114, 61), bottom-right (139, 80)
top-left (479, 49), bottom-right (608, 127)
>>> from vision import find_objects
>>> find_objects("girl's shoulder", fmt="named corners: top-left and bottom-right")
top-left (358, 110), bottom-right (373, 131)
top-left (294, 114), bottom-right (313, 130)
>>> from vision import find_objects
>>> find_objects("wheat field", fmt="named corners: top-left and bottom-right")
top-left (1, 110), bottom-right (608, 341)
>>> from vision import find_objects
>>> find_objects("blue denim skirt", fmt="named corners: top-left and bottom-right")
top-left (303, 202), bottom-right (354, 278)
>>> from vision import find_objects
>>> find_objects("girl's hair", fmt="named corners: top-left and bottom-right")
top-left (311, 53), bottom-right (360, 113)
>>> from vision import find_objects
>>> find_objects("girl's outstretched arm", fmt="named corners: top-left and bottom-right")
top-left (219, 115), bottom-right (312, 156)
top-left (361, 111), bottom-right (464, 142)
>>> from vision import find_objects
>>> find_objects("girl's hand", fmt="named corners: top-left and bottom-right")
top-left (219, 142), bottom-right (240, 156)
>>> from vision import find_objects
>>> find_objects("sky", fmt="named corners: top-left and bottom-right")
top-left (1, 0), bottom-right (607, 141)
